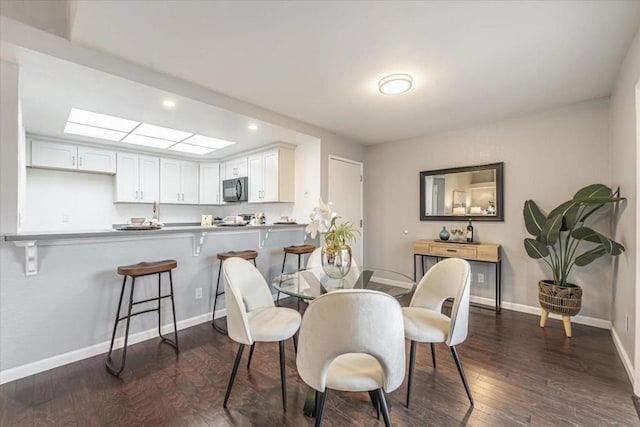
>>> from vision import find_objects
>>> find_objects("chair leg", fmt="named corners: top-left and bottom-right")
top-left (279, 340), bottom-right (287, 412)
top-left (377, 388), bottom-right (392, 427)
top-left (368, 390), bottom-right (380, 419)
top-left (292, 333), bottom-right (298, 354)
top-left (450, 346), bottom-right (474, 406)
top-left (223, 344), bottom-right (245, 408)
top-left (406, 340), bottom-right (416, 408)
top-left (315, 390), bottom-right (328, 427)
top-left (246, 343), bottom-right (255, 369)
top-left (430, 342), bottom-right (436, 368)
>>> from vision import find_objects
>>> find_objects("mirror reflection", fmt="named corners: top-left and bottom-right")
top-left (420, 162), bottom-right (504, 221)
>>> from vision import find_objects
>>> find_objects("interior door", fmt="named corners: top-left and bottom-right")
top-left (328, 156), bottom-right (364, 266)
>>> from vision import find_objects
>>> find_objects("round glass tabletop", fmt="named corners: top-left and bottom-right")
top-left (272, 266), bottom-right (415, 301)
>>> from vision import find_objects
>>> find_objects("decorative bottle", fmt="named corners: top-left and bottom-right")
top-left (466, 219), bottom-right (474, 242)
top-left (439, 226), bottom-right (450, 241)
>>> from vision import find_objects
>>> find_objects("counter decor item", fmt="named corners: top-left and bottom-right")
top-left (523, 184), bottom-right (625, 337)
top-left (305, 198), bottom-right (358, 279)
top-left (466, 219), bottom-right (474, 242)
top-left (439, 226), bottom-right (450, 241)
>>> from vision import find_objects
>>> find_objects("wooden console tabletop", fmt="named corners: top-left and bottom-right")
top-left (413, 239), bottom-right (502, 313)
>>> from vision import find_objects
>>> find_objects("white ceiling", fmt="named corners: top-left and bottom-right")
top-left (68, 0), bottom-right (640, 144)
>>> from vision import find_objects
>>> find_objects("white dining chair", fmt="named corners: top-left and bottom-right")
top-left (297, 289), bottom-right (406, 426)
top-left (222, 257), bottom-right (302, 411)
top-left (402, 257), bottom-right (473, 407)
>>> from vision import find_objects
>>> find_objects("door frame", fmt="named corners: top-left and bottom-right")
top-left (328, 155), bottom-right (364, 265)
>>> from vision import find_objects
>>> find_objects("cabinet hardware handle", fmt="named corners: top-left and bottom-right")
top-left (446, 249), bottom-right (457, 253)
top-left (72, 156), bottom-right (76, 166)
top-left (141, 191), bottom-right (144, 199)
top-left (177, 192), bottom-right (180, 201)
top-left (136, 191), bottom-right (139, 199)
top-left (79, 157), bottom-right (83, 167)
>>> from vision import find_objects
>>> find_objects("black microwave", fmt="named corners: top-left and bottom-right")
top-left (222, 177), bottom-right (248, 202)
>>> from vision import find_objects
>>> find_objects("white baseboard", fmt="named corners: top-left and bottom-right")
top-left (470, 295), bottom-right (611, 330)
top-left (0, 311), bottom-right (220, 385)
top-left (610, 326), bottom-right (635, 388)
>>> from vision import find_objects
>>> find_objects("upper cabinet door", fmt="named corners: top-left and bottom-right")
top-left (199, 163), bottom-right (221, 205)
top-left (78, 146), bottom-right (116, 173)
top-left (262, 149), bottom-right (280, 202)
top-left (181, 160), bottom-right (199, 204)
top-left (31, 140), bottom-right (76, 170)
top-left (225, 157), bottom-right (248, 179)
top-left (247, 154), bottom-right (263, 202)
top-left (160, 158), bottom-right (182, 203)
top-left (138, 155), bottom-right (159, 203)
top-left (115, 152), bottom-right (139, 202)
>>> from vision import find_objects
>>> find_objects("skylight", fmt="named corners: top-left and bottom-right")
top-left (63, 108), bottom-right (237, 156)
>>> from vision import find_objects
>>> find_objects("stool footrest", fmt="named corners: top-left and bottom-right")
top-left (131, 294), bottom-right (174, 306)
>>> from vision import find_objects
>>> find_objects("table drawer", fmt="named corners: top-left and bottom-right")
top-left (429, 243), bottom-right (477, 259)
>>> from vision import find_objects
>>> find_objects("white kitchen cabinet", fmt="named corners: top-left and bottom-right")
top-left (160, 158), bottom-right (199, 204)
top-left (115, 152), bottom-right (159, 203)
top-left (31, 140), bottom-right (116, 174)
top-left (248, 147), bottom-right (295, 203)
top-left (199, 162), bottom-right (222, 204)
top-left (224, 156), bottom-right (248, 179)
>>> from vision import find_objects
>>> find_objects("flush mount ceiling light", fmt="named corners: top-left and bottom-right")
top-left (122, 134), bottom-right (175, 149)
top-left (67, 108), bottom-right (140, 132)
top-left (183, 135), bottom-right (235, 149)
top-left (378, 73), bottom-right (413, 95)
top-left (132, 123), bottom-right (193, 142)
top-left (248, 124), bottom-right (258, 131)
top-left (168, 143), bottom-right (214, 155)
top-left (63, 122), bottom-right (127, 141)
top-left (162, 99), bottom-right (176, 108)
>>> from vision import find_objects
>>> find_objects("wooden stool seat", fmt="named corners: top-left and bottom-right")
top-left (106, 259), bottom-right (179, 377)
top-left (117, 259), bottom-right (177, 277)
top-left (212, 250), bottom-right (258, 334)
top-left (283, 245), bottom-right (316, 255)
top-left (217, 250), bottom-right (259, 262)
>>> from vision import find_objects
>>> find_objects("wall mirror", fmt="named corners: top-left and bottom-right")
top-left (420, 162), bottom-right (504, 221)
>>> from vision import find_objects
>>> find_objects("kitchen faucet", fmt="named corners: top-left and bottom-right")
top-left (152, 200), bottom-right (160, 223)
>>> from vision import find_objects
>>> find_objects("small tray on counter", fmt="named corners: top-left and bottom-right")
top-left (116, 225), bottom-right (163, 231)
top-left (274, 222), bottom-right (298, 225)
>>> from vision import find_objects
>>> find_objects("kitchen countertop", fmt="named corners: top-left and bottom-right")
top-left (4, 222), bottom-right (306, 242)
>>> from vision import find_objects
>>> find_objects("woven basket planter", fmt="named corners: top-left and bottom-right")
top-left (538, 280), bottom-right (582, 316)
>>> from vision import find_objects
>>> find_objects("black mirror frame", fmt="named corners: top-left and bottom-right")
top-left (419, 162), bottom-right (504, 221)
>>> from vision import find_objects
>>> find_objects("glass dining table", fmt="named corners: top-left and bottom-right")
top-left (272, 265), bottom-right (416, 302)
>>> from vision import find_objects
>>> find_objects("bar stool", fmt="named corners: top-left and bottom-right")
top-left (106, 259), bottom-right (179, 377)
top-left (277, 244), bottom-right (316, 306)
top-left (212, 250), bottom-right (258, 334)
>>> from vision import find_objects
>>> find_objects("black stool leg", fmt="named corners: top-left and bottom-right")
top-left (106, 276), bottom-right (136, 376)
top-left (106, 275), bottom-right (127, 375)
top-left (212, 261), bottom-right (227, 334)
top-left (158, 270), bottom-right (179, 352)
top-left (277, 252), bottom-right (288, 306)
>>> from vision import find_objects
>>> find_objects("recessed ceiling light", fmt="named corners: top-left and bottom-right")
top-left (122, 134), bottom-right (175, 149)
top-left (248, 124), bottom-right (258, 131)
top-left (168, 143), bottom-right (214, 155)
top-left (378, 73), bottom-right (413, 95)
top-left (183, 135), bottom-right (235, 149)
top-left (64, 122), bottom-right (127, 141)
top-left (68, 108), bottom-right (139, 132)
top-left (132, 123), bottom-right (192, 142)
top-left (162, 100), bottom-right (176, 108)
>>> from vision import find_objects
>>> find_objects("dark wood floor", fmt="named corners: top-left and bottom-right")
top-left (1, 299), bottom-right (638, 426)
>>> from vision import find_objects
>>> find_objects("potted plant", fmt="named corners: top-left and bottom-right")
top-left (523, 184), bottom-right (625, 337)
top-left (306, 198), bottom-right (359, 278)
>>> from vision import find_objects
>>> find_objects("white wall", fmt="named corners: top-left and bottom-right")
top-left (609, 27), bottom-right (640, 392)
top-left (291, 139), bottom-right (321, 223)
top-left (365, 98), bottom-right (613, 320)
top-left (1, 61), bottom-right (21, 234)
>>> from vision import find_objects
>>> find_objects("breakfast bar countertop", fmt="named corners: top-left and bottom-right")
top-left (3, 222), bottom-right (306, 242)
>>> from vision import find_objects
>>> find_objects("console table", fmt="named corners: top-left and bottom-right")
top-left (413, 239), bottom-right (502, 313)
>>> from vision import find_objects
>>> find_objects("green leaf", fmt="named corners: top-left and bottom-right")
top-left (562, 204), bottom-right (580, 230)
top-left (597, 234), bottom-right (625, 256)
top-left (524, 238), bottom-right (549, 259)
top-left (573, 184), bottom-right (612, 201)
top-left (571, 227), bottom-right (601, 243)
top-left (540, 214), bottom-right (562, 245)
top-left (574, 247), bottom-right (608, 266)
top-left (548, 200), bottom-right (577, 219)
top-left (523, 200), bottom-right (547, 237)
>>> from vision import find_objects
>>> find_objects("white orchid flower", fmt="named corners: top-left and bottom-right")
top-left (305, 198), bottom-right (336, 238)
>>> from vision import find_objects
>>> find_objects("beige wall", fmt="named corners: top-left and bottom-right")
top-left (609, 27), bottom-right (640, 391)
top-left (365, 98), bottom-right (612, 320)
